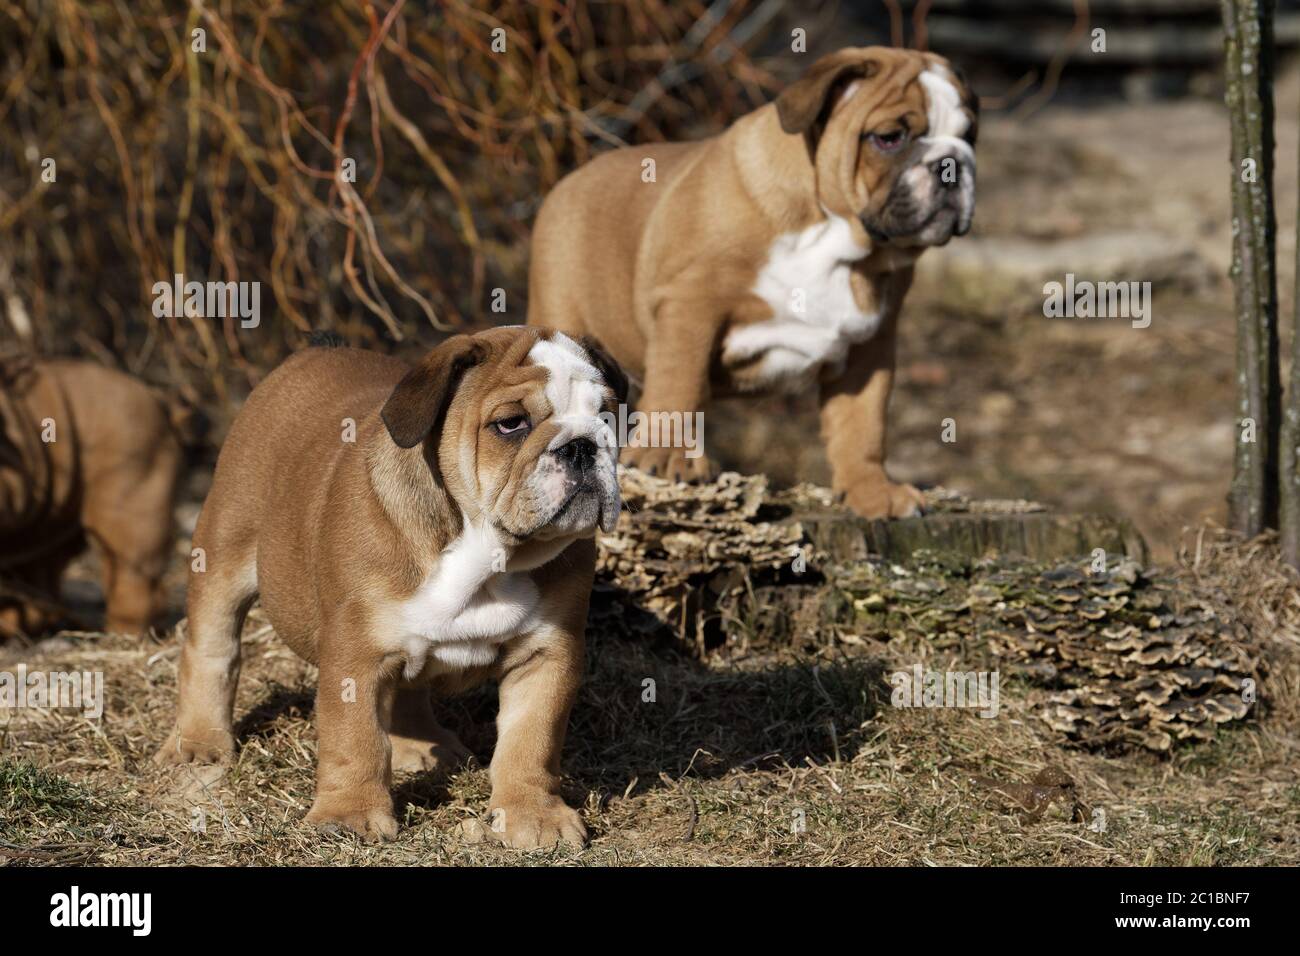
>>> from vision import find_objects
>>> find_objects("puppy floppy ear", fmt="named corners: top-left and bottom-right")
top-left (776, 51), bottom-right (880, 136)
top-left (381, 335), bottom-right (484, 449)
top-left (579, 335), bottom-right (629, 408)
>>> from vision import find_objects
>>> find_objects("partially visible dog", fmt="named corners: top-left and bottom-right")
top-left (528, 46), bottom-right (978, 519)
top-left (155, 327), bottom-right (625, 848)
top-left (0, 356), bottom-right (183, 638)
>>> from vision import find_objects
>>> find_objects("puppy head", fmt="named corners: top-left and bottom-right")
top-left (776, 46), bottom-right (978, 248)
top-left (381, 326), bottom-right (624, 546)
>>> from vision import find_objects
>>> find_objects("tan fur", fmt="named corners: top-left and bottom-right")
top-left (0, 358), bottom-right (181, 638)
top-left (155, 328), bottom-right (618, 848)
top-left (528, 47), bottom-right (978, 517)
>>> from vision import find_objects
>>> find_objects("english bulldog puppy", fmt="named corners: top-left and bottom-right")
top-left (528, 47), bottom-right (977, 518)
top-left (155, 327), bottom-right (625, 848)
top-left (0, 357), bottom-right (182, 638)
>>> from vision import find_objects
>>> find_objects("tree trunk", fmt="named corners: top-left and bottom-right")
top-left (1279, 58), bottom-right (1300, 565)
top-left (1222, 0), bottom-right (1279, 538)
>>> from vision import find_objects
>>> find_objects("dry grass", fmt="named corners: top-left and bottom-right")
top-left (2, 528), bottom-right (1297, 867)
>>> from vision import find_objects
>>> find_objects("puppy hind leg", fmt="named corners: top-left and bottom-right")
top-left (387, 687), bottom-right (471, 776)
top-left (102, 554), bottom-right (162, 636)
top-left (155, 552), bottom-right (257, 766)
top-left (0, 580), bottom-right (46, 638)
top-left (0, 601), bottom-right (21, 639)
top-left (89, 444), bottom-right (181, 635)
top-left (0, 563), bottom-right (60, 636)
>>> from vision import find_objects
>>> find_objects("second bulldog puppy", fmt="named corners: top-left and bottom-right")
top-left (156, 327), bottom-right (625, 848)
top-left (1, 356), bottom-right (183, 638)
top-left (528, 47), bottom-right (977, 518)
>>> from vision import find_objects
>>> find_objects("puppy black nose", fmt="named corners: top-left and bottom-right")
top-left (558, 437), bottom-right (596, 471)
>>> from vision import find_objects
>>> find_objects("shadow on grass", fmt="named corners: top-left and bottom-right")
top-left (233, 682), bottom-right (315, 741)
top-left (225, 618), bottom-right (883, 806)
top-left (440, 631), bottom-right (883, 798)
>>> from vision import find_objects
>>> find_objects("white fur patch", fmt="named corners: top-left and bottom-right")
top-left (917, 68), bottom-right (974, 166)
top-left (527, 333), bottom-right (616, 450)
top-left (725, 214), bottom-right (879, 391)
top-left (526, 331), bottom-right (621, 521)
top-left (391, 520), bottom-right (539, 675)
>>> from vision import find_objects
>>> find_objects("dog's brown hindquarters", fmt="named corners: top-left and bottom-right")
top-left (0, 360), bottom-right (182, 638)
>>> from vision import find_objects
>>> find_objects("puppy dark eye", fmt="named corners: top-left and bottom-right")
top-left (868, 129), bottom-right (908, 152)
top-left (493, 415), bottom-right (530, 436)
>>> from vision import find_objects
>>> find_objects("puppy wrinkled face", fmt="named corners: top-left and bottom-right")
top-left (440, 328), bottom-right (621, 543)
top-left (817, 51), bottom-right (977, 248)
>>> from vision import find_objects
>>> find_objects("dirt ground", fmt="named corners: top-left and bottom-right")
top-left (5, 82), bottom-right (1300, 866)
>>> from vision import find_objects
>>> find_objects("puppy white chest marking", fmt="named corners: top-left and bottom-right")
top-left (726, 214), bottom-right (878, 391)
top-left (393, 521), bottom-right (539, 674)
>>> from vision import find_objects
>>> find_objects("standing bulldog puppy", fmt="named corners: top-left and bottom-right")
top-left (155, 327), bottom-right (625, 848)
top-left (0, 357), bottom-right (182, 637)
top-left (528, 47), bottom-right (977, 518)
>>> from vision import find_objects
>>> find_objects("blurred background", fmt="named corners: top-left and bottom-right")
top-left (3, 0), bottom-right (1299, 557)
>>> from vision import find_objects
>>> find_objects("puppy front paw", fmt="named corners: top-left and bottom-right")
top-left (843, 476), bottom-right (926, 519)
top-left (306, 794), bottom-right (398, 842)
top-left (153, 726), bottom-right (235, 766)
top-left (623, 444), bottom-right (716, 483)
top-left (471, 792), bottom-right (587, 850)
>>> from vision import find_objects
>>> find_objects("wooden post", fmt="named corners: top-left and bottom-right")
top-left (1222, 0), bottom-right (1279, 538)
